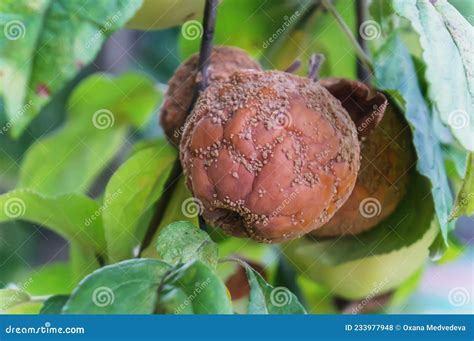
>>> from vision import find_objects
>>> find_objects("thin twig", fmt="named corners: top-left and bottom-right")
top-left (285, 59), bottom-right (302, 74)
top-left (355, 0), bottom-right (371, 82)
top-left (321, 0), bottom-right (374, 74)
top-left (308, 53), bottom-right (325, 81)
top-left (138, 0), bottom-right (218, 255)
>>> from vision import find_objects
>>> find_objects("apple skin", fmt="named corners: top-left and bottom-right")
top-left (126, 0), bottom-right (206, 30)
top-left (282, 223), bottom-right (438, 300)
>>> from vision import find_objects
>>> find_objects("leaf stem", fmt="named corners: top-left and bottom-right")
top-left (138, 0), bottom-right (218, 255)
top-left (321, 0), bottom-right (374, 74)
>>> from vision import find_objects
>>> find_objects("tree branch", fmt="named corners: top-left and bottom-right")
top-left (138, 0), bottom-right (218, 255)
top-left (355, 0), bottom-right (371, 82)
top-left (321, 0), bottom-right (373, 74)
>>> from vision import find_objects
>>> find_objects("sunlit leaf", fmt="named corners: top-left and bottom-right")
top-left (102, 142), bottom-right (176, 262)
top-left (0, 190), bottom-right (106, 256)
top-left (156, 221), bottom-right (218, 268)
top-left (63, 259), bottom-right (171, 314)
top-left (374, 33), bottom-right (453, 242)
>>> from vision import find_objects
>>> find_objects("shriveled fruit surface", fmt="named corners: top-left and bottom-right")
top-left (160, 46), bottom-right (261, 146)
top-left (180, 70), bottom-right (360, 242)
top-left (312, 79), bottom-right (415, 237)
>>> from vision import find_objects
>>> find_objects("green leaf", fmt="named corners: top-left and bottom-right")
top-left (158, 260), bottom-right (233, 314)
top-left (62, 259), bottom-right (171, 314)
top-left (102, 142), bottom-right (176, 262)
top-left (374, 33), bottom-right (453, 242)
top-left (19, 119), bottom-right (127, 196)
top-left (300, 172), bottom-right (435, 265)
top-left (292, 0), bottom-right (356, 78)
top-left (40, 295), bottom-right (69, 314)
top-left (393, 0), bottom-right (474, 151)
top-left (19, 263), bottom-right (75, 296)
top-left (0, 288), bottom-right (30, 312)
top-left (0, 289), bottom-right (43, 314)
top-left (0, 189), bottom-right (106, 256)
top-left (369, 0), bottom-right (395, 35)
top-left (443, 144), bottom-right (468, 179)
top-left (229, 259), bottom-right (305, 314)
top-left (156, 221), bottom-right (218, 268)
top-left (0, 0), bottom-right (143, 136)
top-left (450, 153), bottom-right (474, 219)
top-left (67, 73), bottom-right (161, 128)
top-left (18, 72), bottom-right (161, 196)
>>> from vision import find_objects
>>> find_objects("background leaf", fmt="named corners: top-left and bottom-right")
top-left (63, 259), bottom-right (171, 314)
top-left (156, 221), bottom-right (218, 268)
top-left (393, 0), bottom-right (473, 151)
top-left (67, 73), bottom-right (161, 128)
top-left (179, 0), bottom-right (312, 59)
top-left (450, 153), bottom-right (474, 219)
top-left (0, 190), bottom-right (106, 256)
top-left (0, 288), bottom-right (30, 312)
top-left (19, 120), bottom-right (127, 196)
top-left (19, 263), bottom-right (75, 296)
top-left (0, 0), bottom-right (143, 136)
top-left (18, 72), bottom-right (161, 196)
top-left (102, 142), bottom-right (176, 262)
top-left (374, 33), bottom-right (454, 242)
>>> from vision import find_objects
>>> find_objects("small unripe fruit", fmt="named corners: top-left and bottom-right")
top-left (283, 222), bottom-right (437, 300)
top-left (160, 46), bottom-right (261, 146)
top-left (312, 79), bottom-right (415, 237)
top-left (180, 70), bottom-right (360, 242)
